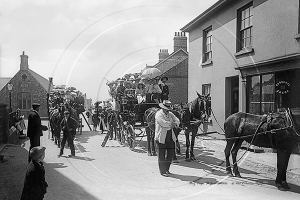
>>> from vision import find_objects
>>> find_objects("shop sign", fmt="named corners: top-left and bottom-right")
top-left (275, 81), bottom-right (290, 94)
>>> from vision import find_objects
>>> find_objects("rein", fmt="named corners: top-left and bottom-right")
top-left (210, 109), bottom-right (294, 141)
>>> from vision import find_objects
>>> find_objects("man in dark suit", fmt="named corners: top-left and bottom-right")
top-left (58, 110), bottom-right (78, 157)
top-left (159, 76), bottom-right (169, 101)
top-left (107, 108), bottom-right (118, 140)
top-left (27, 103), bottom-right (48, 162)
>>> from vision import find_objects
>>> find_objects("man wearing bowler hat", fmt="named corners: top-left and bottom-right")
top-left (159, 76), bottom-right (169, 101)
top-left (27, 103), bottom-right (48, 162)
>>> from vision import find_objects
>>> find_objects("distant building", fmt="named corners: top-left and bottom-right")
top-left (145, 32), bottom-right (188, 104)
top-left (0, 51), bottom-right (53, 118)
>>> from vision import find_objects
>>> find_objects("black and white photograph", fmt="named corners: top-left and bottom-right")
top-left (0, 0), bottom-right (300, 199)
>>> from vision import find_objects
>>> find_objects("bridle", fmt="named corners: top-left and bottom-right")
top-left (285, 108), bottom-right (300, 137)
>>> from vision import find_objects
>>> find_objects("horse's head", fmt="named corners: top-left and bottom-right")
top-left (193, 92), bottom-right (211, 121)
top-left (179, 103), bottom-right (192, 127)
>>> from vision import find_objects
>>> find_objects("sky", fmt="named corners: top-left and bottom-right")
top-left (0, 0), bottom-right (219, 103)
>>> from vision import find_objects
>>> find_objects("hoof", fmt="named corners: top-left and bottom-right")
top-left (191, 157), bottom-right (196, 161)
top-left (147, 152), bottom-right (152, 156)
top-left (152, 152), bottom-right (157, 156)
top-left (226, 171), bottom-right (233, 177)
top-left (234, 173), bottom-right (242, 178)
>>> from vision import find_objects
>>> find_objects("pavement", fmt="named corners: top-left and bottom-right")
top-left (0, 118), bottom-right (300, 200)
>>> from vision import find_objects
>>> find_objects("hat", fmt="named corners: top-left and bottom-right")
top-left (161, 76), bottom-right (168, 81)
top-left (159, 100), bottom-right (172, 110)
top-left (64, 110), bottom-right (70, 114)
top-left (137, 82), bottom-right (145, 88)
top-left (32, 103), bottom-right (40, 109)
top-left (30, 146), bottom-right (46, 161)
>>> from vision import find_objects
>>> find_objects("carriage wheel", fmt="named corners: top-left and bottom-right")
top-left (127, 125), bottom-right (135, 150)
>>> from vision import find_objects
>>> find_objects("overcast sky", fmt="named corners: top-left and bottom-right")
top-left (0, 0), bottom-right (218, 102)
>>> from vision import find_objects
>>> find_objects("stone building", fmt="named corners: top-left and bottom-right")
top-left (145, 32), bottom-right (188, 104)
top-left (0, 52), bottom-right (53, 118)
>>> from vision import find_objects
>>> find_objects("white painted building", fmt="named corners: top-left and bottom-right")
top-left (181, 0), bottom-right (300, 133)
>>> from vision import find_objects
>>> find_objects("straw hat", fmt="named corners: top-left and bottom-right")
top-left (159, 100), bottom-right (172, 110)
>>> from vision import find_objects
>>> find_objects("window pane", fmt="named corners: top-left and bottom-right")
top-left (249, 76), bottom-right (260, 114)
top-left (246, 38), bottom-right (251, 47)
top-left (250, 6), bottom-right (253, 16)
top-left (22, 99), bottom-right (26, 109)
top-left (18, 99), bottom-right (22, 109)
top-left (207, 45), bottom-right (211, 52)
top-left (241, 20), bottom-right (245, 29)
top-left (241, 10), bottom-right (245, 19)
top-left (261, 74), bottom-right (274, 101)
top-left (245, 8), bottom-right (250, 18)
top-left (249, 16), bottom-right (253, 26)
top-left (245, 18), bottom-right (250, 28)
top-left (27, 99), bottom-right (31, 110)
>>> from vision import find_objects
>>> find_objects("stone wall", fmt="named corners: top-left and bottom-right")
top-left (0, 70), bottom-right (48, 118)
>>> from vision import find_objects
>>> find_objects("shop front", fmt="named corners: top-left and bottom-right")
top-left (238, 56), bottom-right (300, 114)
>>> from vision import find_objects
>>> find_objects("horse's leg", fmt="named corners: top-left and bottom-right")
top-left (224, 139), bottom-right (235, 176)
top-left (151, 132), bottom-right (157, 156)
top-left (275, 149), bottom-right (292, 190)
top-left (176, 140), bottom-right (181, 155)
top-left (190, 129), bottom-right (197, 161)
top-left (231, 139), bottom-right (244, 178)
top-left (185, 130), bottom-right (191, 161)
top-left (146, 127), bottom-right (152, 156)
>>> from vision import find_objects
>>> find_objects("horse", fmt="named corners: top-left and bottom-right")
top-left (144, 107), bottom-right (182, 160)
top-left (180, 92), bottom-right (211, 161)
top-left (224, 108), bottom-right (300, 191)
top-left (49, 107), bottom-right (64, 147)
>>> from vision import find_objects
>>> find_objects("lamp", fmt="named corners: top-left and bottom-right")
top-left (7, 82), bottom-right (13, 112)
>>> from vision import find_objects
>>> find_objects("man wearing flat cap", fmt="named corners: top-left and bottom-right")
top-left (155, 100), bottom-right (180, 176)
top-left (27, 103), bottom-right (48, 162)
top-left (58, 110), bottom-right (78, 157)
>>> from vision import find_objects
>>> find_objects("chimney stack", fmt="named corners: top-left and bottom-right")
top-left (173, 32), bottom-right (187, 52)
top-left (20, 51), bottom-right (29, 70)
top-left (158, 49), bottom-right (169, 62)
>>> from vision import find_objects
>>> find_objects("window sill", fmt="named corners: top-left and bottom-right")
top-left (295, 33), bottom-right (300, 41)
top-left (234, 47), bottom-right (254, 57)
top-left (201, 59), bottom-right (213, 67)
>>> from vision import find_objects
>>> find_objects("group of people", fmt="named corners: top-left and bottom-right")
top-left (20, 87), bottom-right (177, 199)
top-left (86, 106), bottom-right (120, 140)
top-left (22, 102), bottom-right (80, 199)
top-left (114, 76), bottom-right (170, 112)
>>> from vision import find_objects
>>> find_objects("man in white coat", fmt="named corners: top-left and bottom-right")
top-left (155, 100), bottom-right (180, 176)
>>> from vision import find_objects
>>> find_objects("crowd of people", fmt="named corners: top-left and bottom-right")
top-left (20, 75), bottom-right (177, 199)
top-left (110, 76), bottom-right (169, 112)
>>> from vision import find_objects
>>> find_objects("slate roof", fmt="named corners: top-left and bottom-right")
top-left (29, 69), bottom-right (52, 91)
top-left (141, 49), bottom-right (188, 76)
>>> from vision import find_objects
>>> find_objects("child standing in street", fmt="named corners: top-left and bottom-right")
top-left (21, 146), bottom-right (48, 200)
